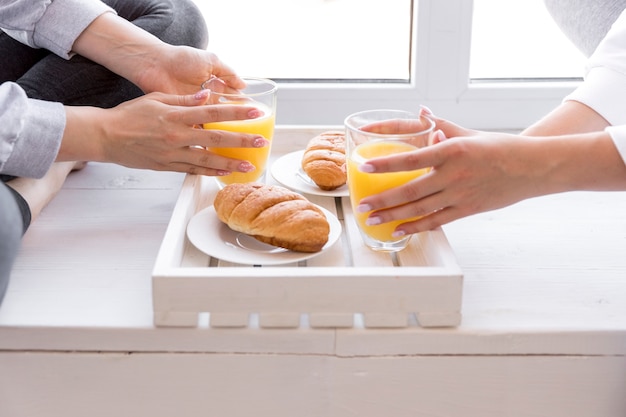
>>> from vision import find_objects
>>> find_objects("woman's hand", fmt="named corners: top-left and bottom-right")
top-left (60, 89), bottom-right (269, 176)
top-left (356, 122), bottom-right (538, 235)
top-left (133, 43), bottom-right (246, 95)
top-left (355, 111), bottom-right (626, 236)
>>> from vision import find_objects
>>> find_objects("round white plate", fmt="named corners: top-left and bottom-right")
top-left (270, 150), bottom-right (349, 197)
top-left (186, 204), bottom-right (342, 265)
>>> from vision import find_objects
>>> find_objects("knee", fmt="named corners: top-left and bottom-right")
top-left (168, 0), bottom-right (209, 49)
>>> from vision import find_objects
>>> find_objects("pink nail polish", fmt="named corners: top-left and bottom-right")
top-left (248, 109), bottom-right (263, 118)
top-left (238, 161), bottom-right (255, 172)
top-left (194, 89), bottom-right (209, 100)
top-left (365, 216), bottom-right (382, 226)
top-left (253, 137), bottom-right (269, 147)
top-left (356, 204), bottom-right (372, 213)
top-left (359, 164), bottom-right (375, 173)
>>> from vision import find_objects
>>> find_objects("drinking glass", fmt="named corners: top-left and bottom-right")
top-left (202, 77), bottom-right (278, 186)
top-left (344, 109), bottom-right (435, 252)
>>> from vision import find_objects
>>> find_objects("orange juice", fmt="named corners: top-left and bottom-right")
top-left (203, 103), bottom-right (275, 184)
top-left (347, 141), bottom-right (429, 242)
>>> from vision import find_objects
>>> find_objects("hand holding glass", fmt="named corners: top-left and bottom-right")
top-left (345, 109), bottom-right (435, 252)
top-left (202, 77), bottom-right (277, 185)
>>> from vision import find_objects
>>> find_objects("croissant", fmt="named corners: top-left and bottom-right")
top-left (301, 131), bottom-right (347, 191)
top-left (213, 183), bottom-right (330, 253)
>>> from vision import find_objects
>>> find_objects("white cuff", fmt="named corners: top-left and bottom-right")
top-left (565, 67), bottom-right (626, 126)
top-left (605, 125), bottom-right (626, 167)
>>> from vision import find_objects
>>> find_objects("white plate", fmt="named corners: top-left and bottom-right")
top-left (271, 150), bottom-right (349, 197)
top-left (186, 204), bottom-right (342, 265)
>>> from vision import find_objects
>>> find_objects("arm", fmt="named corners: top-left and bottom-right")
top-left (58, 90), bottom-right (267, 177)
top-left (356, 117), bottom-right (626, 236)
top-left (523, 100), bottom-right (610, 136)
top-left (71, 12), bottom-right (244, 95)
top-left (355, 7), bottom-right (626, 235)
top-left (1, 0), bottom-right (244, 95)
top-left (1, 0), bottom-right (251, 180)
top-left (0, 0), bottom-right (113, 59)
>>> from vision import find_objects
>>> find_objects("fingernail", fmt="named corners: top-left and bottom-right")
top-left (216, 170), bottom-right (230, 176)
top-left (248, 109), bottom-right (263, 118)
top-left (419, 105), bottom-right (433, 116)
top-left (392, 230), bottom-right (406, 238)
top-left (365, 216), bottom-right (382, 226)
top-left (356, 204), bottom-right (372, 213)
top-left (253, 137), bottom-right (269, 147)
top-left (358, 164), bottom-right (375, 173)
top-left (238, 161), bottom-right (255, 172)
top-left (435, 129), bottom-right (446, 142)
top-left (194, 89), bottom-right (209, 100)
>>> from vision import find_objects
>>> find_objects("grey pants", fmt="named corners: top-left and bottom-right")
top-left (0, 0), bottom-right (208, 305)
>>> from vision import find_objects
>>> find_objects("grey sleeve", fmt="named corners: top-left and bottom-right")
top-left (0, 83), bottom-right (65, 178)
top-left (0, 0), bottom-right (114, 59)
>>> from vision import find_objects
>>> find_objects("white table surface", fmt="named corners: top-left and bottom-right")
top-left (1, 127), bottom-right (625, 417)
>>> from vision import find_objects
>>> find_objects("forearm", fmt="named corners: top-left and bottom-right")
top-left (521, 101), bottom-right (626, 192)
top-left (523, 100), bottom-right (610, 136)
top-left (523, 131), bottom-right (626, 194)
top-left (71, 12), bottom-right (165, 92)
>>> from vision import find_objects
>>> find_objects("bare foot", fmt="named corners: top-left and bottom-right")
top-left (5, 161), bottom-right (87, 225)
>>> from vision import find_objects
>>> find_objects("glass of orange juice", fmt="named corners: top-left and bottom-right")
top-left (202, 77), bottom-right (277, 186)
top-left (344, 109), bottom-right (435, 252)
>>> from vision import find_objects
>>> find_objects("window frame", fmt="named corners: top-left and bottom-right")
top-left (275, 0), bottom-right (582, 131)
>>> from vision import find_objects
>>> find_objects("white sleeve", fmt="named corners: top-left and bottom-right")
top-left (605, 125), bottom-right (626, 167)
top-left (565, 8), bottom-right (626, 125)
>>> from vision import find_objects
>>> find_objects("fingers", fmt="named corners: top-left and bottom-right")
top-left (186, 103), bottom-right (264, 128)
top-left (200, 76), bottom-right (239, 95)
top-left (358, 173), bottom-right (442, 220)
top-left (360, 188), bottom-right (468, 236)
top-left (162, 146), bottom-right (258, 177)
top-left (152, 90), bottom-right (265, 128)
top-left (362, 118), bottom-right (432, 135)
top-left (123, 91), bottom-right (271, 175)
top-left (205, 54), bottom-right (246, 89)
top-left (394, 207), bottom-right (466, 235)
top-left (419, 105), bottom-right (476, 139)
top-left (190, 128), bottom-right (270, 150)
top-left (360, 142), bottom-right (442, 173)
top-left (143, 91), bottom-right (268, 148)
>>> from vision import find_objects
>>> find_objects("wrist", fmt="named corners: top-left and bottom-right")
top-left (527, 132), bottom-right (626, 193)
top-left (60, 106), bottom-right (109, 163)
top-left (72, 12), bottom-right (163, 88)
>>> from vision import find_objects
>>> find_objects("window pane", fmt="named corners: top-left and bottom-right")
top-left (470, 0), bottom-right (586, 80)
top-left (193, 0), bottom-right (412, 81)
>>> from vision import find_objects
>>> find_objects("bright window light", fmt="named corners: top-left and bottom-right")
top-left (193, 0), bottom-right (412, 81)
top-left (470, 0), bottom-right (586, 80)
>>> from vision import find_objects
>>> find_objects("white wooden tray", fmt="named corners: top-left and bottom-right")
top-left (152, 127), bottom-right (463, 329)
